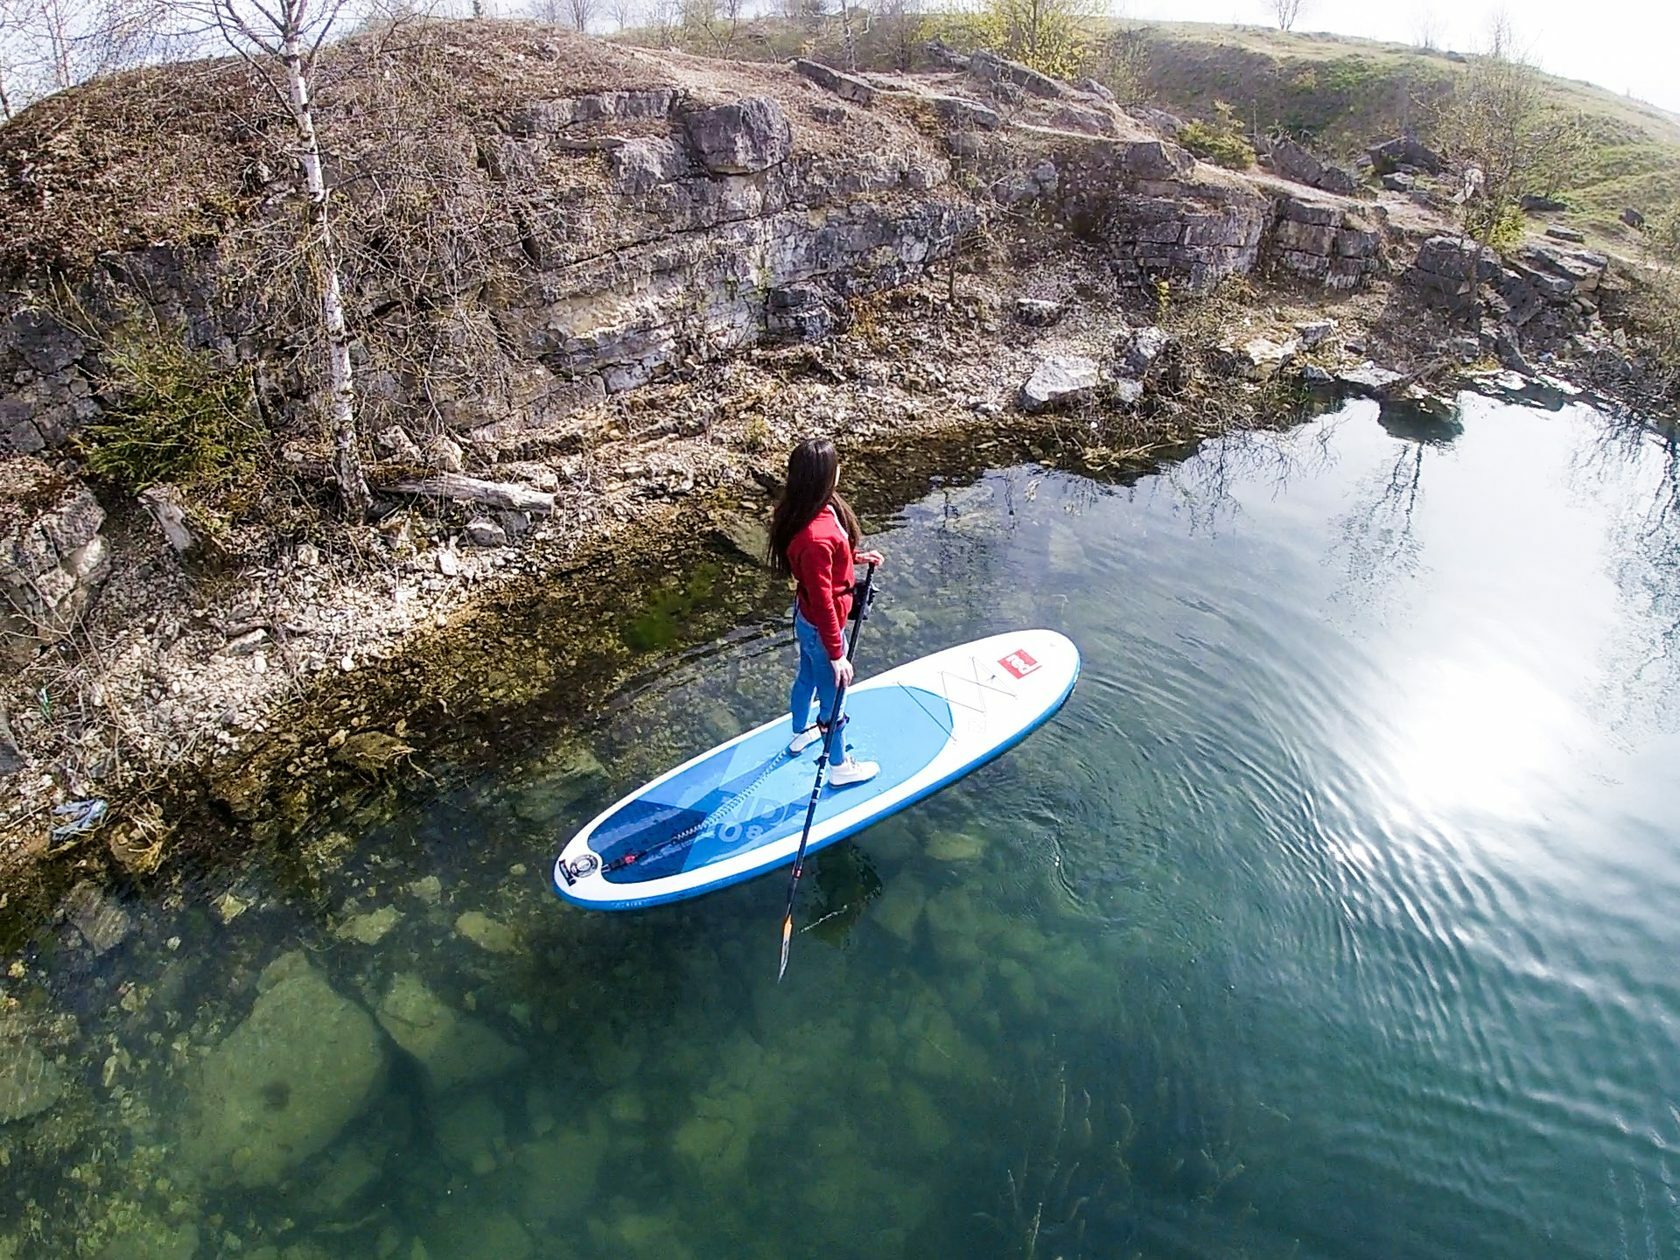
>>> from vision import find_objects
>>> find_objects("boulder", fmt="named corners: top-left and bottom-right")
top-left (969, 49), bottom-right (1066, 100)
top-left (0, 1038), bottom-right (63, 1123)
top-left (1405, 234), bottom-right (1498, 312)
top-left (1368, 136), bottom-right (1443, 174)
top-left (179, 952), bottom-right (386, 1186)
top-left (1544, 225), bottom-right (1586, 244)
top-left (1014, 297), bottom-right (1064, 326)
top-left (1267, 138), bottom-right (1355, 196)
top-left (1218, 335), bottom-right (1298, 381)
top-left (2, 462), bottom-right (110, 662)
top-left (1294, 319), bottom-right (1335, 348)
top-left (464, 517), bottom-right (508, 548)
top-left (1622, 207), bottom-right (1645, 229)
top-left (792, 59), bottom-right (874, 106)
top-left (1381, 171), bottom-right (1415, 192)
top-left (1046, 104), bottom-right (1116, 137)
top-left (1335, 361), bottom-right (1406, 397)
top-left (375, 972), bottom-right (525, 1098)
top-left (1117, 325), bottom-right (1171, 376)
top-left (924, 94), bottom-right (1000, 131)
top-left (1520, 194), bottom-right (1569, 213)
top-left (681, 97), bottom-right (792, 175)
top-left (1019, 355), bottom-right (1100, 413)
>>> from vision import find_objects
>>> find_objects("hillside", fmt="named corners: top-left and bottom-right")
top-left (626, 17), bottom-right (1680, 244)
top-left (1133, 23), bottom-right (1680, 238)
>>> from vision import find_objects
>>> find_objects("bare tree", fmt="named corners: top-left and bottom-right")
top-left (604, 0), bottom-right (635, 30)
top-left (1269, 0), bottom-right (1304, 32)
top-left (1440, 15), bottom-right (1588, 294)
top-left (560, 0), bottom-right (595, 31)
top-left (1413, 9), bottom-right (1440, 51)
top-left (192, 0), bottom-right (373, 519)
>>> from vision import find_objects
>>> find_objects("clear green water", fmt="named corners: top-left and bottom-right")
top-left (3, 393), bottom-right (1680, 1260)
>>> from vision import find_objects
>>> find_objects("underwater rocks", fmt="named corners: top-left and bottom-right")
top-left (454, 910), bottom-right (521, 954)
top-left (58, 881), bottom-right (133, 955)
top-left (375, 972), bottom-right (525, 1097)
top-left (334, 905), bottom-right (402, 945)
top-left (0, 1037), bottom-right (63, 1122)
top-left (179, 951), bottom-right (386, 1186)
top-left (95, 1221), bottom-right (199, 1260)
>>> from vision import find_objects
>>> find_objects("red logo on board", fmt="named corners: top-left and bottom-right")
top-left (998, 648), bottom-right (1041, 679)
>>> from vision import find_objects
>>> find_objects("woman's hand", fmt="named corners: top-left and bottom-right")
top-left (857, 549), bottom-right (885, 567)
top-left (831, 657), bottom-right (855, 687)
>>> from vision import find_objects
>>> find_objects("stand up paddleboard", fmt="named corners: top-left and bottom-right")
top-left (551, 629), bottom-right (1080, 911)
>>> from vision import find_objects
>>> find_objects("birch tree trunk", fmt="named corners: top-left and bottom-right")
top-left (280, 24), bottom-right (372, 520)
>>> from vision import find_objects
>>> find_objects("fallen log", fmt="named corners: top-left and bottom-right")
top-left (387, 474), bottom-right (555, 514)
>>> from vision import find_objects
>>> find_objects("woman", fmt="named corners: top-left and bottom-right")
top-left (768, 438), bottom-right (885, 786)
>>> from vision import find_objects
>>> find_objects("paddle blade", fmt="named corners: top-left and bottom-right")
top-left (777, 914), bottom-right (793, 982)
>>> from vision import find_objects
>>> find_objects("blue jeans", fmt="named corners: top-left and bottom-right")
top-left (790, 608), bottom-right (842, 734)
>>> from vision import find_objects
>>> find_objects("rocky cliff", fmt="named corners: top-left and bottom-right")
top-left (0, 23), bottom-right (1388, 464)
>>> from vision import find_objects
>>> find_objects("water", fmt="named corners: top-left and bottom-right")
top-left (3, 393), bottom-right (1679, 1260)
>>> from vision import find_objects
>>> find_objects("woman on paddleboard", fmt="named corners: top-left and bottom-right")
top-left (768, 438), bottom-right (884, 786)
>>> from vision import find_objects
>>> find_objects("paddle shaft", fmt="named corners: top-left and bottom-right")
top-left (778, 562), bottom-right (876, 980)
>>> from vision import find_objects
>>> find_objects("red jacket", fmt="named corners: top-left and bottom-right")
top-left (787, 504), bottom-right (855, 660)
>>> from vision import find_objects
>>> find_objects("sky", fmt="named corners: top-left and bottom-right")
top-left (1123, 0), bottom-right (1680, 115)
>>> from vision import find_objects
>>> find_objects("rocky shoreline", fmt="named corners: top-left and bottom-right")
top-left (1, 26), bottom-right (1669, 928)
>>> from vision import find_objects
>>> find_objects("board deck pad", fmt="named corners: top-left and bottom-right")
top-left (552, 629), bottom-right (1079, 910)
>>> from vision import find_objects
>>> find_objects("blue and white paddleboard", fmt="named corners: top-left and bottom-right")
top-left (551, 629), bottom-right (1080, 911)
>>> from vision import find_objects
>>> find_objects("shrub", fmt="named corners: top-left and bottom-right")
top-left (1177, 102), bottom-right (1255, 170)
top-left (79, 328), bottom-right (263, 501)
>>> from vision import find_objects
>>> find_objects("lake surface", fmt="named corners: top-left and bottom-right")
top-left (2, 392), bottom-right (1679, 1260)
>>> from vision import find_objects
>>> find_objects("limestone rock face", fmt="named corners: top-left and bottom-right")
top-left (682, 97), bottom-right (792, 175)
top-left (375, 972), bottom-right (525, 1097)
top-left (179, 952), bottom-right (386, 1186)
top-left (1, 461), bottom-right (110, 663)
top-left (1268, 197), bottom-right (1382, 290)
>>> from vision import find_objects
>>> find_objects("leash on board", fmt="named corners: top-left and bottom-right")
top-left (778, 561), bottom-right (877, 982)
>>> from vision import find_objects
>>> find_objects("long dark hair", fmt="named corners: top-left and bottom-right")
top-left (768, 437), bottom-right (861, 578)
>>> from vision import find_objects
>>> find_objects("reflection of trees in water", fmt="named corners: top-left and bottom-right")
top-left (1328, 414), bottom-right (1439, 620)
top-left (1150, 420), bottom-right (1349, 539)
top-left (1581, 416), bottom-right (1680, 728)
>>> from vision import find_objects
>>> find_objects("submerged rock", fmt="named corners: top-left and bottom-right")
top-left (436, 1090), bottom-right (505, 1175)
top-left (926, 831), bottom-right (984, 862)
top-left (427, 1205), bottom-right (532, 1260)
top-left (455, 910), bottom-right (521, 955)
top-left (0, 1038), bottom-right (63, 1122)
top-left (518, 1125), bottom-right (603, 1223)
top-left (712, 511), bottom-right (769, 567)
top-left (179, 951), bottom-right (386, 1186)
top-left (59, 881), bottom-right (132, 955)
top-left (95, 1220), bottom-right (199, 1260)
top-left (872, 877), bottom-right (926, 944)
top-left (334, 905), bottom-right (402, 946)
top-left (375, 972), bottom-right (525, 1096)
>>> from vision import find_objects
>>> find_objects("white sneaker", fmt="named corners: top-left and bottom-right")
top-left (788, 725), bottom-right (823, 754)
top-left (828, 756), bottom-right (879, 788)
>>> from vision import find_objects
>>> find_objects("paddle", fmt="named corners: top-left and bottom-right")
top-left (778, 561), bottom-right (877, 982)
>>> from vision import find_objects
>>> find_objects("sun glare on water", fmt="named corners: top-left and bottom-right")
top-left (1379, 654), bottom-right (1582, 824)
